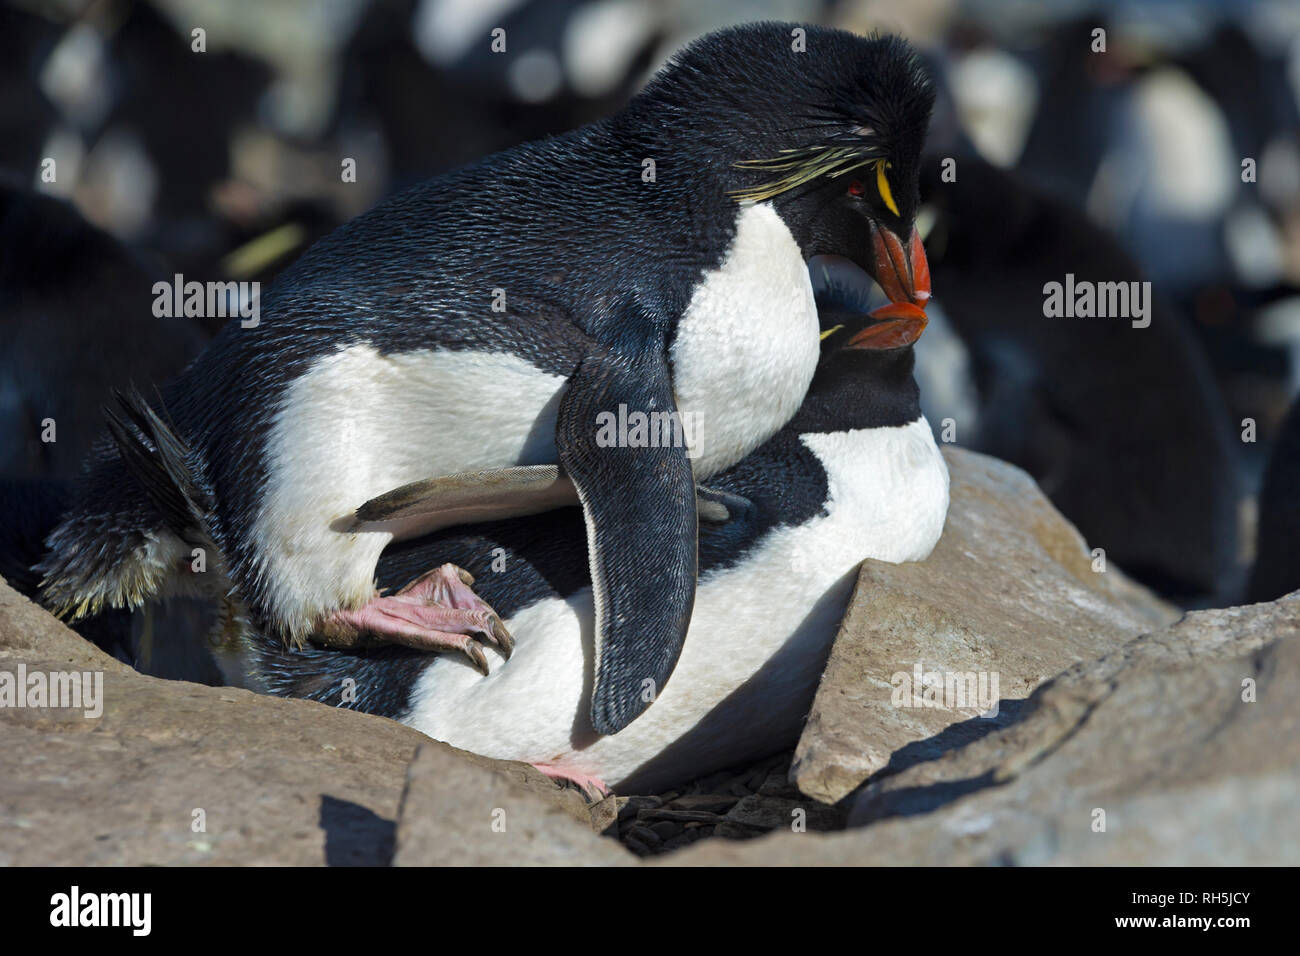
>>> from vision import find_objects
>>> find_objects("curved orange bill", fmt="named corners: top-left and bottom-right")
top-left (868, 222), bottom-right (930, 313)
top-left (848, 302), bottom-right (928, 350)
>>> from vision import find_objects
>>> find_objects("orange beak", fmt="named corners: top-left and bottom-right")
top-left (847, 301), bottom-right (928, 350)
top-left (867, 223), bottom-right (930, 316)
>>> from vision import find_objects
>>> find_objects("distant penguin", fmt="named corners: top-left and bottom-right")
top-left (1176, 23), bottom-right (1300, 209)
top-left (919, 154), bottom-right (1241, 603)
top-left (39, 23), bottom-right (935, 735)
top-left (0, 4), bottom-right (60, 177)
top-left (1016, 17), bottom-right (1131, 205)
top-left (1247, 396), bottom-right (1300, 604)
top-left (105, 1), bottom-right (271, 229)
top-left (241, 299), bottom-right (947, 793)
top-left (0, 181), bottom-right (206, 480)
top-left (340, 0), bottom-right (661, 188)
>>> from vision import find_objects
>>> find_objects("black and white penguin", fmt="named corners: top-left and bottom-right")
top-left (918, 154), bottom-right (1242, 604)
top-left (38, 23), bottom-right (935, 735)
top-left (242, 296), bottom-right (947, 793)
top-left (0, 181), bottom-right (206, 480)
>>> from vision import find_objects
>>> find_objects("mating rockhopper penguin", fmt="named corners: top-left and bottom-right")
top-left (248, 298), bottom-right (948, 793)
top-left (38, 22), bottom-right (934, 735)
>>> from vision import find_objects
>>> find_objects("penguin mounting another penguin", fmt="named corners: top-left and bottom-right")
top-left (37, 23), bottom-right (935, 736)
top-left (217, 291), bottom-right (948, 794)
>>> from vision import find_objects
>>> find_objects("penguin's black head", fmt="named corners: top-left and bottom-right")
top-left (639, 23), bottom-right (935, 318)
top-left (785, 304), bottom-right (925, 434)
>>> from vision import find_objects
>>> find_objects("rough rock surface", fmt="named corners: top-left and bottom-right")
top-left (6, 447), bottom-right (1295, 866)
top-left (394, 744), bottom-right (630, 865)
top-left (791, 447), bottom-right (1179, 804)
top-left (0, 579), bottom-right (622, 865)
top-left (664, 595), bottom-right (1300, 865)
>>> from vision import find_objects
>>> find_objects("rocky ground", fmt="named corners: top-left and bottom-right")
top-left (2, 448), bottom-right (1296, 865)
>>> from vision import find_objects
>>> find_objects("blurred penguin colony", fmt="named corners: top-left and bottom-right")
top-left (2, 0), bottom-right (1299, 621)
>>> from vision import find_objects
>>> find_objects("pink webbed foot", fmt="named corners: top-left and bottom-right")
top-left (532, 763), bottom-right (610, 801)
top-left (317, 564), bottom-right (512, 674)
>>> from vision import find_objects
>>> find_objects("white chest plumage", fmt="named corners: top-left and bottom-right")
top-left (404, 417), bottom-right (950, 791)
top-left (670, 202), bottom-right (821, 477)
top-left (253, 345), bottom-right (568, 637)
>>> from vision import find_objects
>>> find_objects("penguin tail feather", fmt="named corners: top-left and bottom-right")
top-left (35, 389), bottom-right (209, 622)
top-left (102, 387), bottom-right (211, 536)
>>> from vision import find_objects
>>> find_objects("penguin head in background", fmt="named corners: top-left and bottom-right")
top-left (642, 23), bottom-right (934, 318)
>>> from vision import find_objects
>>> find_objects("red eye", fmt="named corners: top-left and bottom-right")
top-left (847, 180), bottom-right (866, 197)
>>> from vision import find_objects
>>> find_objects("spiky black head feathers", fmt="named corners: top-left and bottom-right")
top-left (630, 23), bottom-right (935, 223)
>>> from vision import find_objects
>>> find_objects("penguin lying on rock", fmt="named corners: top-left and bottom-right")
top-left (241, 292), bottom-right (948, 794)
top-left (37, 23), bottom-right (934, 735)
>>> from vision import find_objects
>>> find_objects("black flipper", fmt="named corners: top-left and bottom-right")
top-left (557, 345), bottom-right (698, 736)
top-left (353, 465), bottom-right (579, 540)
top-left (355, 464), bottom-right (738, 530)
top-left (695, 485), bottom-right (754, 524)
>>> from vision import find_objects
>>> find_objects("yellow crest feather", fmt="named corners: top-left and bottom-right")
top-left (729, 146), bottom-right (879, 204)
top-left (875, 160), bottom-right (899, 216)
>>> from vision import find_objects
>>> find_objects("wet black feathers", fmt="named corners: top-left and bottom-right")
top-left (102, 388), bottom-right (210, 541)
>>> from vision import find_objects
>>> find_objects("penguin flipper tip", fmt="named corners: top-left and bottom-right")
top-left (354, 465), bottom-right (575, 534)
